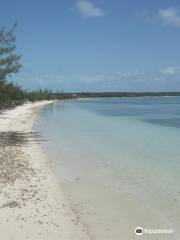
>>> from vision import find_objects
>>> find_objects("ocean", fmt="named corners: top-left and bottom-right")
top-left (37, 97), bottom-right (180, 239)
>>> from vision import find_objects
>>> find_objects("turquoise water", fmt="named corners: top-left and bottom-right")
top-left (37, 97), bottom-right (180, 240)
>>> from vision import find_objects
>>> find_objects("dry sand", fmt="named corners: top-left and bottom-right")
top-left (0, 101), bottom-right (90, 240)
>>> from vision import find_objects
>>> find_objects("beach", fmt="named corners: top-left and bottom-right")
top-left (1, 98), bottom-right (180, 240)
top-left (0, 101), bottom-right (90, 240)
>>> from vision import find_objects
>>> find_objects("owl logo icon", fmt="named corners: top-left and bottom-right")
top-left (135, 227), bottom-right (143, 235)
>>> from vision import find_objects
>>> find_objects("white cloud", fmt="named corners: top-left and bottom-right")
top-left (116, 69), bottom-right (145, 79)
top-left (160, 66), bottom-right (180, 75)
top-left (76, 0), bottom-right (105, 18)
top-left (14, 67), bottom-right (180, 92)
top-left (158, 8), bottom-right (180, 27)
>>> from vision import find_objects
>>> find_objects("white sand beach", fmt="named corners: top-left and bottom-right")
top-left (0, 101), bottom-right (90, 240)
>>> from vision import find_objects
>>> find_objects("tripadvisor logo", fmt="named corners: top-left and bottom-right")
top-left (135, 227), bottom-right (143, 235)
top-left (135, 226), bottom-right (174, 236)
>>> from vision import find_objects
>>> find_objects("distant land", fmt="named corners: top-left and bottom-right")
top-left (68, 91), bottom-right (180, 98)
top-left (1, 89), bottom-right (180, 110)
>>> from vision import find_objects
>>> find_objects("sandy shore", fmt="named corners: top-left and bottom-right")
top-left (0, 101), bottom-right (90, 240)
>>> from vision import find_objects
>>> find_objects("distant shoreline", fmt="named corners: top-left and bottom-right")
top-left (1, 92), bottom-right (180, 111)
top-left (68, 91), bottom-right (180, 99)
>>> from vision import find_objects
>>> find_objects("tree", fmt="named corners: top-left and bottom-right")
top-left (0, 23), bottom-right (21, 82)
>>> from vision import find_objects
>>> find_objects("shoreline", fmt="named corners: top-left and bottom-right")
top-left (0, 101), bottom-right (90, 240)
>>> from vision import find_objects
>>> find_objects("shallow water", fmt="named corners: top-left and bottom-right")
top-left (37, 97), bottom-right (180, 239)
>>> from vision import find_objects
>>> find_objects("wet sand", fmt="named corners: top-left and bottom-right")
top-left (0, 101), bottom-right (90, 240)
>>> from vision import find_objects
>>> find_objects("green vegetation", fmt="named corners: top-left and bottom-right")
top-left (0, 23), bottom-right (180, 110)
top-left (0, 22), bottom-right (21, 79)
top-left (0, 23), bottom-right (24, 108)
top-left (72, 92), bottom-right (180, 98)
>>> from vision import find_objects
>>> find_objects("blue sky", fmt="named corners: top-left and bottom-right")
top-left (1, 0), bottom-right (180, 92)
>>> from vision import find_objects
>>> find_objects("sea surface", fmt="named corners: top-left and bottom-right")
top-left (37, 97), bottom-right (180, 240)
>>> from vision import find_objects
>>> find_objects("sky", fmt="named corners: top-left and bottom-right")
top-left (1, 0), bottom-right (180, 92)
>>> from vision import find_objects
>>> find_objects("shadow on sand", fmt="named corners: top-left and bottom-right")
top-left (0, 131), bottom-right (45, 147)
